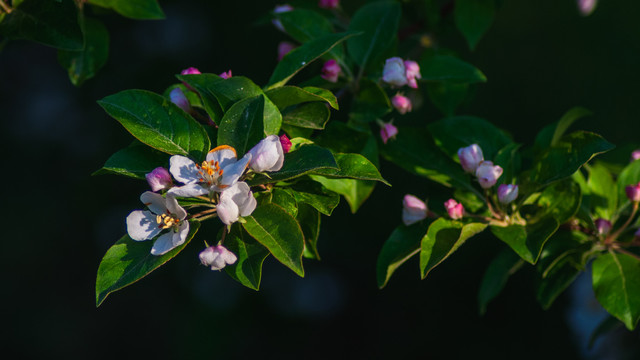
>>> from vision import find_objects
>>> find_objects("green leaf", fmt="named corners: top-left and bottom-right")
top-left (478, 248), bottom-right (523, 315)
top-left (95, 221), bottom-right (201, 307)
top-left (277, 9), bottom-right (333, 43)
top-left (175, 73), bottom-right (223, 124)
top-left (534, 107), bottom-right (592, 150)
top-left (98, 89), bottom-right (211, 161)
top-left (350, 78), bottom-right (391, 123)
top-left (530, 131), bottom-right (615, 187)
top-left (267, 32), bottom-right (357, 89)
top-left (88, 0), bottom-right (164, 20)
top-left (224, 224), bottom-right (269, 291)
top-left (57, 18), bottom-right (109, 86)
top-left (297, 203), bottom-right (321, 260)
top-left (520, 179), bottom-right (582, 225)
top-left (282, 102), bottom-right (330, 130)
top-left (377, 222), bottom-right (430, 289)
top-left (493, 143), bottom-right (522, 186)
top-left (265, 85), bottom-right (339, 110)
top-left (454, 0), bottom-right (495, 50)
top-left (420, 219), bottom-right (487, 278)
top-left (490, 216), bottom-right (559, 264)
top-left (0, 0), bottom-right (83, 50)
top-left (428, 116), bottom-right (513, 161)
top-left (346, 1), bottom-right (401, 70)
top-left (248, 145), bottom-right (338, 185)
top-left (381, 127), bottom-right (478, 196)
top-left (288, 180), bottom-right (340, 216)
top-left (587, 163), bottom-right (617, 220)
top-left (419, 55), bottom-right (487, 83)
top-left (617, 160), bottom-right (640, 204)
top-left (592, 251), bottom-right (640, 330)
top-left (426, 81), bottom-right (468, 116)
top-left (93, 141), bottom-right (170, 179)
top-left (217, 95), bottom-right (265, 155)
top-left (242, 204), bottom-right (305, 277)
top-left (311, 153), bottom-right (389, 184)
top-left (270, 188), bottom-right (298, 218)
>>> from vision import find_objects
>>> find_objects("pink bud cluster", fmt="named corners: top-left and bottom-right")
top-left (457, 144), bottom-right (506, 190)
top-left (382, 57), bottom-right (422, 89)
top-left (444, 199), bottom-right (464, 220)
top-left (391, 94), bottom-right (412, 114)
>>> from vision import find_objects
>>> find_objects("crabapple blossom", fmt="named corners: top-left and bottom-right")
top-left (457, 144), bottom-right (484, 173)
top-left (219, 70), bottom-right (232, 79)
top-left (181, 67), bottom-right (201, 75)
top-left (391, 93), bottom-right (412, 114)
top-left (145, 167), bottom-right (172, 192)
top-left (595, 218), bottom-right (612, 235)
top-left (199, 244), bottom-right (238, 271)
top-left (475, 161), bottom-right (503, 189)
top-left (247, 135), bottom-right (284, 173)
top-left (217, 182), bottom-right (257, 225)
top-left (402, 195), bottom-right (427, 225)
top-left (631, 150), bottom-right (640, 162)
top-left (497, 184), bottom-right (519, 204)
top-left (404, 60), bottom-right (422, 89)
top-left (126, 192), bottom-right (189, 255)
top-left (321, 59), bottom-right (341, 83)
top-left (380, 121), bottom-right (398, 144)
top-left (444, 199), bottom-right (464, 220)
top-left (382, 57), bottom-right (408, 87)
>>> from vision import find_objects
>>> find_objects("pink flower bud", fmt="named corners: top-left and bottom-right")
top-left (280, 134), bottom-right (292, 154)
top-left (475, 161), bottom-right (503, 189)
top-left (444, 199), bottom-right (464, 220)
top-left (278, 41), bottom-right (296, 61)
top-left (391, 94), bottom-right (412, 114)
top-left (181, 67), bottom-right (201, 75)
top-left (626, 183), bottom-right (640, 202)
top-left (631, 150), bottom-right (640, 162)
top-left (457, 144), bottom-right (484, 173)
top-left (402, 195), bottom-right (427, 225)
top-left (199, 244), bottom-right (238, 271)
top-left (319, 0), bottom-right (339, 9)
top-left (145, 167), bottom-right (172, 192)
top-left (577, 0), bottom-right (597, 16)
top-left (247, 135), bottom-right (284, 172)
top-left (497, 184), bottom-right (519, 204)
top-left (404, 60), bottom-right (422, 89)
top-left (321, 59), bottom-right (341, 83)
top-left (380, 121), bottom-right (398, 144)
top-left (219, 70), bottom-right (232, 79)
top-left (169, 88), bottom-right (191, 113)
top-left (595, 218), bottom-right (612, 236)
top-left (272, 4), bottom-right (293, 32)
top-left (382, 57), bottom-right (408, 87)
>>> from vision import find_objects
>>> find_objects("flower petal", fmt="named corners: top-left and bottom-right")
top-left (206, 145), bottom-right (238, 169)
top-left (217, 194), bottom-right (240, 225)
top-left (150, 232), bottom-right (175, 255)
top-left (126, 210), bottom-right (162, 241)
top-left (140, 191), bottom-right (167, 215)
top-left (172, 221), bottom-right (190, 247)
top-left (165, 194), bottom-right (187, 220)
top-left (168, 183), bottom-right (209, 198)
top-left (169, 155), bottom-right (200, 184)
top-left (219, 153), bottom-right (251, 187)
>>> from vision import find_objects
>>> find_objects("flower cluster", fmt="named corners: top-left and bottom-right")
top-left (381, 57), bottom-right (421, 115)
top-left (126, 135), bottom-right (286, 271)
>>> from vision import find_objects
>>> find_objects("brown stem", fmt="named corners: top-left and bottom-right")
top-left (189, 208), bottom-right (217, 220)
top-left (0, 0), bottom-right (13, 14)
top-left (612, 246), bottom-right (640, 262)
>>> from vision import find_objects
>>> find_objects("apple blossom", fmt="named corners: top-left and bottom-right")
top-left (181, 67), bottom-right (201, 75)
top-left (382, 57), bottom-right (408, 87)
top-left (404, 60), bottom-right (422, 89)
top-left (402, 195), bottom-right (428, 225)
top-left (626, 183), bottom-right (640, 202)
top-left (219, 70), bottom-right (232, 79)
top-left (631, 150), bottom-right (640, 162)
top-left (444, 199), bottom-right (464, 220)
top-left (199, 244), bottom-right (238, 271)
top-left (577, 0), bottom-right (597, 16)
top-left (126, 192), bottom-right (189, 255)
top-left (391, 93), bottom-right (412, 114)
top-left (497, 184), bottom-right (519, 204)
top-left (168, 145), bottom-right (251, 198)
top-left (457, 144), bottom-right (484, 173)
top-left (380, 121), bottom-right (398, 144)
top-left (595, 218), bottom-right (612, 235)
top-left (145, 167), bottom-right (172, 192)
top-left (246, 135), bottom-right (284, 173)
top-left (321, 59), bottom-right (341, 83)
top-left (475, 161), bottom-right (503, 189)
top-left (217, 182), bottom-right (257, 225)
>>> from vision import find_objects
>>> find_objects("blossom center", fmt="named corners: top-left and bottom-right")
top-left (196, 160), bottom-right (224, 187)
top-left (156, 213), bottom-right (180, 230)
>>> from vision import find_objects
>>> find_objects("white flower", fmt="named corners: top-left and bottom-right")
top-left (217, 182), bottom-right (257, 225)
top-left (458, 144), bottom-right (484, 174)
top-left (475, 161), bottom-right (503, 189)
top-left (382, 57), bottom-right (408, 87)
top-left (199, 244), bottom-right (238, 271)
top-left (168, 145), bottom-right (251, 198)
top-left (126, 192), bottom-right (189, 256)
top-left (247, 135), bottom-right (284, 173)
top-left (402, 194), bottom-right (427, 225)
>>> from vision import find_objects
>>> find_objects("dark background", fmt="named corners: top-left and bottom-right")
top-left (2, 0), bottom-right (640, 358)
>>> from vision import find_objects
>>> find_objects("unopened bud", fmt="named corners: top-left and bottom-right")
top-left (319, 0), bottom-right (339, 9)
top-left (380, 121), bottom-right (398, 144)
top-left (595, 218), bottom-right (612, 236)
top-left (199, 244), bottom-right (238, 271)
top-left (626, 183), bottom-right (640, 202)
top-left (497, 184), bottom-right (519, 204)
top-left (476, 161), bottom-right (503, 189)
top-left (631, 150), bottom-right (640, 162)
top-left (278, 41), bottom-right (296, 61)
top-left (247, 135), bottom-right (284, 172)
top-left (321, 59), bottom-right (341, 83)
top-left (382, 57), bottom-right (408, 87)
top-left (279, 134), bottom-right (292, 154)
top-left (444, 199), bottom-right (464, 220)
top-left (577, 0), bottom-right (597, 16)
top-left (457, 144), bottom-right (484, 173)
top-left (402, 195), bottom-right (427, 225)
top-left (181, 67), bottom-right (201, 75)
top-left (219, 70), bottom-right (232, 79)
top-left (145, 167), bottom-right (172, 192)
top-left (272, 4), bottom-right (293, 32)
top-left (404, 60), bottom-right (422, 89)
top-left (169, 88), bottom-right (191, 113)
top-left (391, 94), bottom-right (412, 114)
